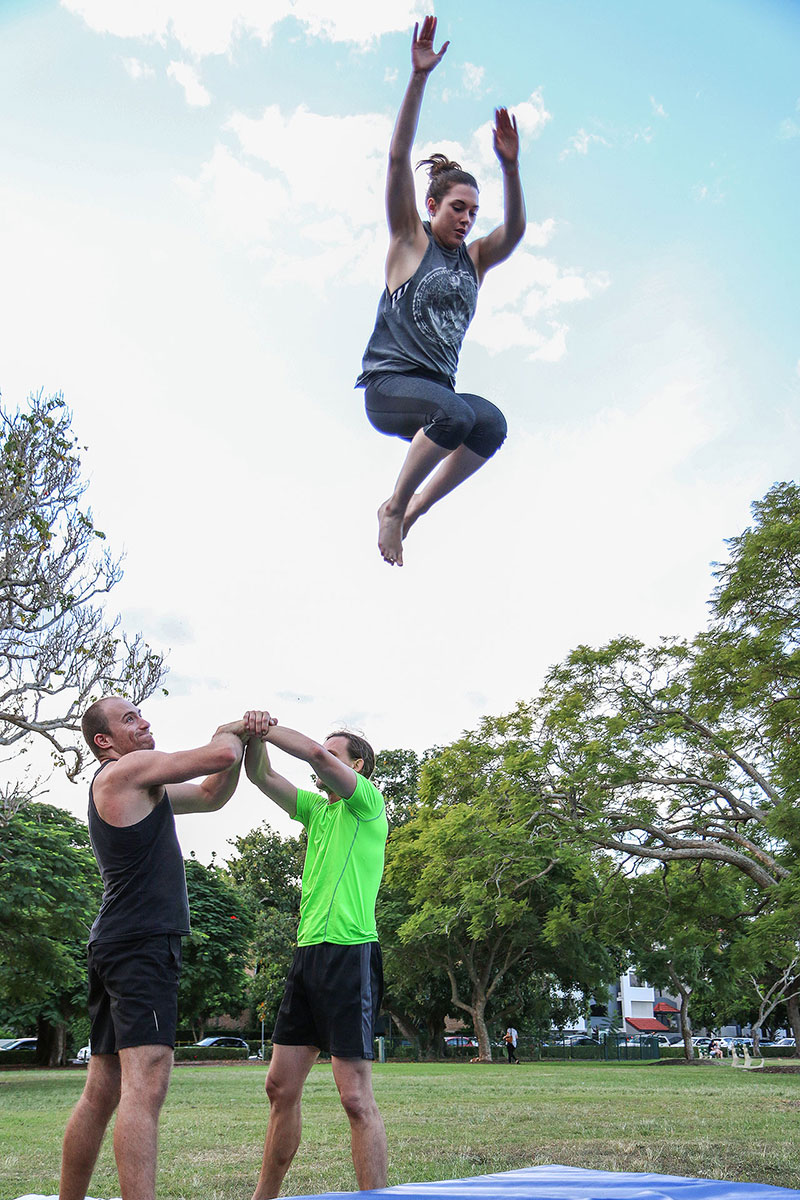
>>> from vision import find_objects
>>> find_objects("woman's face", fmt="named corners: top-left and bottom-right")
top-left (428, 183), bottom-right (479, 249)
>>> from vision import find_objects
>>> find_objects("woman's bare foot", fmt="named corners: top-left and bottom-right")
top-left (378, 500), bottom-right (405, 566)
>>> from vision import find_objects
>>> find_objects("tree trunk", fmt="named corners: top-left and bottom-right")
top-left (386, 1008), bottom-right (422, 1058)
top-left (668, 965), bottom-right (694, 1060)
top-left (472, 996), bottom-right (492, 1062)
top-left (423, 1015), bottom-right (440, 1061)
top-left (786, 992), bottom-right (800, 1057)
top-left (37, 1015), bottom-right (66, 1067)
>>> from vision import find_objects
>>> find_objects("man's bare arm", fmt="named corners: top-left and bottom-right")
top-left (244, 735), bottom-right (298, 818)
top-left (245, 714), bottom-right (358, 801)
top-left (170, 714), bottom-right (276, 814)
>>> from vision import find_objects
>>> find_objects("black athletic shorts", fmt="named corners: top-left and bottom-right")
top-left (87, 934), bottom-right (183, 1054)
top-left (272, 942), bottom-right (383, 1060)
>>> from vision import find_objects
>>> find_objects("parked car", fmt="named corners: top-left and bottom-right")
top-left (444, 1035), bottom-right (478, 1048)
top-left (566, 1036), bottom-right (599, 1046)
top-left (76, 1045), bottom-right (91, 1062)
top-left (193, 1036), bottom-right (250, 1050)
top-left (775, 1037), bottom-right (796, 1047)
top-left (0, 1037), bottom-right (37, 1051)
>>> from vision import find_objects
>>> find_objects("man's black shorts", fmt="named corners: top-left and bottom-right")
top-left (272, 942), bottom-right (383, 1059)
top-left (87, 934), bottom-right (182, 1054)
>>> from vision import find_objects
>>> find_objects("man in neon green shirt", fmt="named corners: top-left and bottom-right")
top-left (243, 712), bottom-right (389, 1199)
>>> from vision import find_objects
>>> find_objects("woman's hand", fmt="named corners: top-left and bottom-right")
top-left (411, 15), bottom-right (449, 76)
top-left (493, 107), bottom-right (520, 168)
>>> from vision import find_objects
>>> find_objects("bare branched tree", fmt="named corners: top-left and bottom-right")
top-left (0, 391), bottom-right (166, 818)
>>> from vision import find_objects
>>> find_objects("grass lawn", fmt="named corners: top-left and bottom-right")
top-left (2, 1058), bottom-right (800, 1199)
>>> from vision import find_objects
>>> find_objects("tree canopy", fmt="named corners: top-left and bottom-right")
top-left (0, 802), bottom-right (101, 1064)
top-left (179, 857), bottom-right (256, 1041)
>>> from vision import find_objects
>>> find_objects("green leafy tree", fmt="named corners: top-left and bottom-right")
top-left (226, 823), bottom-right (304, 1031)
top-left (376, 877), bottom-right (453, 1058)
top-left (514, 482), bottom-right (800, 1040)
top-left (0, 802), bottom-right (101, 1065)
top-left (373, 746), bottom-right (438, 830)
top-left (1, 391), bottom-right (166, 815)
top-left (525, 484), bottom-right (798, 889)
top-left (386, 731), bottom-right (615, 1061)
top-left (179, 857), bottom-right (256, 1041)
top-left (600, 862), bottom-right (749, 1058)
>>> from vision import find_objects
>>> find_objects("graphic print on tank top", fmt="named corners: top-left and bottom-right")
top-left (412, 266), bottom-right (478, 349)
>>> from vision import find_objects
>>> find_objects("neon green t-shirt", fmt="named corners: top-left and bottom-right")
top-left (295, 773), bottom-right (388, 946)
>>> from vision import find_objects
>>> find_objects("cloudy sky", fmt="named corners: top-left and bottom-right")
top-left (2, 0), bottom-right (798, 860)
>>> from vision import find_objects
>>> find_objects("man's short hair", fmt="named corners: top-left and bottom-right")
top-left (82, 697), bottom-right (116, 760)
top-left (326, 731), bottom-right (375, 780)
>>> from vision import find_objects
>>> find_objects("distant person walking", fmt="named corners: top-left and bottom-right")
top-left (504, 1026), bottom-right (520, 1064)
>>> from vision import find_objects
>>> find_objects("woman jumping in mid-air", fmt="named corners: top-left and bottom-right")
top-left (356, 15), bottom-right (527, 566)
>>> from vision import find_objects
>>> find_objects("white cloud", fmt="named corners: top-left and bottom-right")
top-left (121, 56), bottom-right (155, 79)
top-left (167, 60), bottom-right (211, 106)
top-left (650, 95), bottom-right (667, 119)
top-left (62, 0), bottom-right (426, 55)
top-left (462, 62), bottom-right (485, 94)
top-left (523, 218), bottom-right (556, 248)
top-left (777, 118), bottom-right (800, 140)
top-left (692, 179), bottom-right (725, 204)
top-left (176, 143), bottom-right (290, 245)
top-left (468, 246), bottom-right (610, 359)
top-left (181, 91), bottom-right (595, 338)
top-left (559, 128), bottom-right (610, 160)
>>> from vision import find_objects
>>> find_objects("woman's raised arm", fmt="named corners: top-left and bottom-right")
top-left (469, 107), bottom-right (527, 283)
top-left (385, 17), bottom-right (449, 244)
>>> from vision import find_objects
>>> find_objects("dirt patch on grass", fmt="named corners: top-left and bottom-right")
top-left (653, 1058), bottom-right (800, 1074)
top-left (651, 1058), bottom-right (719, 1066)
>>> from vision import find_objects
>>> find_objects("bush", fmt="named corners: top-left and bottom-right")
top-left (173, 1046), bottom-right (249, 1062)
top-left (0, 1049), bottom-right (37, 1067)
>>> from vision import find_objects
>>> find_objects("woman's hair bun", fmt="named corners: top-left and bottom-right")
top-left (415, 153), bottom-right (479, 207)
top-left (416, 152), bottom-right (464, 178)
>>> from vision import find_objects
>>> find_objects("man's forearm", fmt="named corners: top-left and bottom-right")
top-left (264, 724), bottom-right (323, 767)
top-left (199, 743), bottom-right (245, 809)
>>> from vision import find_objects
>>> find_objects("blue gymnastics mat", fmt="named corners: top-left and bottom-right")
top-left (282, 1164), bottom-right (800, 1200)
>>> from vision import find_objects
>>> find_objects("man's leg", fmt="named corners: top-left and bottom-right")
top-left (252, 1044), bottom-right (319, 1200)
top-left (331, 1056), bottom-right (387, 1191)
top-left (59, 1054), bottom-right (121, 1200)
top-left (113, 1044), bottom-right (174, 1200)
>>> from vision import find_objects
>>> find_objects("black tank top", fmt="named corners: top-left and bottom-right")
top-left (88, 763), bottom-right (191, 944)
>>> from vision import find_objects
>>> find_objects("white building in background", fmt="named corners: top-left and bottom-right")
top-left (564, 970), bottom-right (680, 1037)
top-left (617, 970), bottom-right (679, 1037)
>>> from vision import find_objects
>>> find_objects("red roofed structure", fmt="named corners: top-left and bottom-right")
top-left (625, 1017), bottom-right (670, 1033)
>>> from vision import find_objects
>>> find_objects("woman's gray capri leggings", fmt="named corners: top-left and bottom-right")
top-left (363, 371), bottom-right (507, 459)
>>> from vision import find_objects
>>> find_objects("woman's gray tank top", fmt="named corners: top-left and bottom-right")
top-left (357, 222), bottom-right (479, 388)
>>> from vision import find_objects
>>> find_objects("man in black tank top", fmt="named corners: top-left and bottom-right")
top-left (58, 696), bottom-right (274, 1200)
